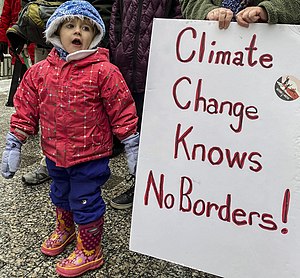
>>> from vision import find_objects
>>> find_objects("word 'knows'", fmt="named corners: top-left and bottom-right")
top-left (174, 123), bottom-right (263, 173)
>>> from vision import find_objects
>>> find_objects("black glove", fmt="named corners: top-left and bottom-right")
top-left (0, 42), bottom-right (8, 62)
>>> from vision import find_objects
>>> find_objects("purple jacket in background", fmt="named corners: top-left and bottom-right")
top-left (109, 0), bottom-right (182, 95)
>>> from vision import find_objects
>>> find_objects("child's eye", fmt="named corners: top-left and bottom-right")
top-left (82, 25), bottom-right (91, 32)
top-left (66, 23), bottom-right (74, 29)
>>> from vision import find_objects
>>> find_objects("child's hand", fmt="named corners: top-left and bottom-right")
top-left (236, 7), bottom-right (268, 27)
top-left (1, 132), bottom-right (22, 179)
top-left (122, 133), bottom-right (139, 175)
top-left (206, 8), bottom-right (234, 29)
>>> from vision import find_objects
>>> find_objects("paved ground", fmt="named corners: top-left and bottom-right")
top-left (0, 79), bottom-right (218, 278)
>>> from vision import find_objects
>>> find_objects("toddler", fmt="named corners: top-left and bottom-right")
top-left (1, 1), bottom-right (139, 277)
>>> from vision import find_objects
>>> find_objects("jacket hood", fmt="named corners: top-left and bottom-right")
top-left (45, 0), bottom-right (105, 50)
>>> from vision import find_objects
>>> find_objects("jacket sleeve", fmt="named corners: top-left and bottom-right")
top-left (179, 0), bottom-right (300, 24)
top-left (10, 67), bottom-right (40, 141)
top-left (179, 0), bottom-right (219, 20)
top-left (99, 64), bottom-right (138, 141)
top-left (258, 0), bottom-right (300, 24)
top-left (0, 0), bottom-right (12, 43)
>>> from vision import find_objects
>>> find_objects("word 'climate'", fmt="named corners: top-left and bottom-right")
top-left (176, 27), bottom-right (273, 68)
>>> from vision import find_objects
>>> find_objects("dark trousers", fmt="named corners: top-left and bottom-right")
top-left (46, 157), bottom-right (110, 225)
top-left (6, 60), bottom-right (27, 107)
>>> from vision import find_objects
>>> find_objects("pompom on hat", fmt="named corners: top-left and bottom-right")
top-left (45, 0), bottom-right (105, 50)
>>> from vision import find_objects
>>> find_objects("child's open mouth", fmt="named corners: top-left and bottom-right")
top-left (72, 39), bottom-right (82, 46)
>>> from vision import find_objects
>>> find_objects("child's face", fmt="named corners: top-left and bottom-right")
top-left (59, 18), bottom-right (95, 53)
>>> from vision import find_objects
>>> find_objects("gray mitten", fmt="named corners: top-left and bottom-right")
top-left (1, 132), bottom-right (22, 179)
top-left (121, 133), bottom-right (139, 175)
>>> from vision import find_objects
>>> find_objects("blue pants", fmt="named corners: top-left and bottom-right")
top-left (46, 158), bottom-right (110, 225)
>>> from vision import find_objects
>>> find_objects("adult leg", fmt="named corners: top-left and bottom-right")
top-left (5, 59), bottom-right (27, 107)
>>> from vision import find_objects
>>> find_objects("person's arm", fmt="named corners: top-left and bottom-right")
top-left (236, 6), bottom-right (268, 27)
top-left (179, 0), bottom-right (219, 20)
top-left (179, 0), bottom-right (233, 29)
top-left (0, 0), bottom-right (12, 44)
top-left (235, 0), bottom-right (300, 28)
top-left (257, 0), bottom-right (300, 24)
top-left (100, 64), bottom-right (139, 175)
top-left (10, 67), bottom-right (40, 141)
top-left (2, 66), bottom-right (40, 179)
top-left (0, 0), bottom-right (12, 60)
top-left (100, 64), bottom-right (138, 141)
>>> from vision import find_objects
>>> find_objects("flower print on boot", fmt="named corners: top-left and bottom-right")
top-left (56, 217), bottom-right (104, 277)
top-left (41, 207), bottom-right (76, 256)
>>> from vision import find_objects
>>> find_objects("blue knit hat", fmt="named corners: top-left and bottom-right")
top-left (45, 0), bottom-right (105, 50)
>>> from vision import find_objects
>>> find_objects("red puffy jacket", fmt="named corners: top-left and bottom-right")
top-left (10, 48), bottom-right (138, 167)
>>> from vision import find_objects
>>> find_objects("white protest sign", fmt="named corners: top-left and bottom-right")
top-left (130, 19), bottom-right (300, 278)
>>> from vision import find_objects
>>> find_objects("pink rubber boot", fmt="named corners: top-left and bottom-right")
top-left (56, 217), bottom-right (104, 277)
top-left (41, 207), bottom-right (76, 256)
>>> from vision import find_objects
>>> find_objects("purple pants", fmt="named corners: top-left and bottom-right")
top-left (46, 157), bottom-right (110, 225)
